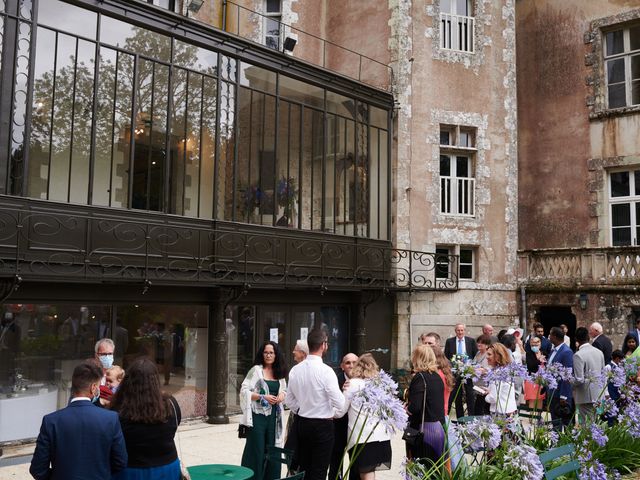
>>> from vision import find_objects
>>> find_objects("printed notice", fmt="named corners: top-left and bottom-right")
top-left (300, 327), bottom-right (308, 340)
top-left (270, 328), bottom-right (279, 343)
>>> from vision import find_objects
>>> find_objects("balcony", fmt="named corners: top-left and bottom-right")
top-left (518, 247), bottom-right (640, 288)
top-left (440, 13), bottom-right (475, 53)
top-left (0, 197), bottom-right (458, 293)
top-left (440, 176), bottom-right (475, 216)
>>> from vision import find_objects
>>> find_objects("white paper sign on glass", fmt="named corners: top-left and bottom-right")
top-left (300, 327), bottom-right (308, 340)
top-left (270, 328), bottom-right (279, 343)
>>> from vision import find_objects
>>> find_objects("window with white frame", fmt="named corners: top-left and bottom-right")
top-left (435, 245), bottom-right (475, 281)
top-left (148, 0), bottom-right (178, 12)
top-left (609, 169), bottom-right (640, 246)
top-left (440, 0), bottom-right (474, 52)
top-left (264, 0), bottom-right (282, 51)
top-left (604, 23), bottom-right (640, 109)
top-left (440, 125), bottom-right (476, 216)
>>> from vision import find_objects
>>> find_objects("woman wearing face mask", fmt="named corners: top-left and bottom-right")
top-left (524, 336), bottom-right (546, 409)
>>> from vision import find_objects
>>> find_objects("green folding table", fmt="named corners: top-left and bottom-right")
top-left (187, 464), bottom-right (254, 480)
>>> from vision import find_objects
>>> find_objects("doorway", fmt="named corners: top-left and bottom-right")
top-left (538, 306), bottom-right (576, 350)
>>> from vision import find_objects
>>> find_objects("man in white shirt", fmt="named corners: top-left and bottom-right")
top-left (286, 329), bottom-right (345, 480)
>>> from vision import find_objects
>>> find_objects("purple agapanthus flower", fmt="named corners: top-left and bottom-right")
top-left (483, 361), bottom-right (530, 385)
top-left (621, 355), bottom-right (640, 377)
top-left (543, 362), bottom-right (573, 383)
top-left (580, 459), bottom-right (609, 480)
top-left (502, 443), bottom-right (545, 480)
top-left (351, 369), bottom-right (408, 435)
top-left (606, 363), bottom-right (628, 388)
top-left (619, 400), bottom-right (640, 438)
top-left (450, 355), bottom-right (479, 380)
top-left (530, 366), bottom-right (558, 390)
top-left (589, 423), bottom-right (608, 447)
top-left (452, 416), bottom-right (502, 452)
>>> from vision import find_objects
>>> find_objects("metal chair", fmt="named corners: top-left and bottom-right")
top-left (538, 443), bottom-right (581, 480)
top-left (263, 445), bottom-right (294, 478)
top-left (278, 471), bottom-right (304, 480)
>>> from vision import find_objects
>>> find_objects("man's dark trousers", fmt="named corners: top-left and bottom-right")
top-left (449, 376), bottom-right (475, 418)
top-left (296, 416), bottom-right (334, 480)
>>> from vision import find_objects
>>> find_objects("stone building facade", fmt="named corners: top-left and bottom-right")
top-left (517, 0), bottom-right (640, 349)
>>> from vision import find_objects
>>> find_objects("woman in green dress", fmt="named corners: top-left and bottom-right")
top-left (240, 341), bottom-right (288, 480)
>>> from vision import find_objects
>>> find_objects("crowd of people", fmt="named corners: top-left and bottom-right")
top-left (30, 338), bottom-right (184, 480)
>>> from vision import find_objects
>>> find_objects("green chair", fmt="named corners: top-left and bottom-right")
top-left (538, 443), bottom-right (581, 480)
top-left (279, 471), bottom-right (304, 480)
top-left (263, 445), bottom-right (294, 478)
top-left (454, 415), bottom-right (480, 424)
top-left (518, 404), bottom-right (543, 420)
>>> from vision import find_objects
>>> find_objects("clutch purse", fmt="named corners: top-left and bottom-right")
top-left (238, 424), bottom-right (253, 438)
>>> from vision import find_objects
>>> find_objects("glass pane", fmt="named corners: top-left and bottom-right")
top-left (609, 84), bottom-right (626, 109)
top-left (265, 36), bottom-right (279, 51)
top-left (116, 304), bottom-right (209, 418)
top-left (259, 95), bottom-right (277, 225)
top-left (354, 122), bottom-right (369, 236)
top-left (173, 40), bottom-right (217, 76)
top-left (170, 69), bottom-right (188, 215)
top-left (199, 76), bottom-right (217, 219)
top-left (319, 307), bottom-right (349, 368)
top-left (266, 18), bottom-right (280, 37)
top-left (435, 247), bottom-right (450, 279)
top-left (279, 75), bottom-right (324, 108)
top-left (456, 156), bottom-right (469, 177)
top-left (0, 304), bottom-right (111, 442)
top-left (100, 16), bottom-right (171, 63)
top-left (227, 306), bottom-right (255, 409)
top-left (28, 27), bottom-right (56, 200)
top-left (440, 155), bottom-right (451, 175)
top-left (266, 0), bottom-right (281, 13)
top-left (326, 91), bottom-right (354, 119)
top-left (441, 0), bottom-right (451, 14)
top-left (460, 248), bottom-right (473, 263)
top-left (632, 55), bottom-right (640, 80)
top-left (239, 62), bottom-right (276, 94)
top-left (48, 34), bottom-right (76, 202)
top-left (607, 58), bottom-right (625, 84)
top-left (456, 0), bottom-right (470, 16)
top-left (69, 39), bottom-right (96, 205)
top-left (219, 80), bottom-right (236, 220)
top-left (37, 0), bottom-right (97, 40)
top-left (611, 171), bottom-right (630, 197)
top-left (379, 130), bottom-right (388, 240)
top-left (184, 72), bottom-right (203, 218)
top-left (460, 264), bottom-right (473, 279)
top-left (635, 171), bottom-right (640, 197)
top-left (612, 203), bottom-right (631, 227)
top-left (111, 52), bottom-right (134, 208)
top-left (631, 25), bottom-right (640, 51)
top-left (276, 101), bottom-right (298, 228)
top-left (606, 29), bottom-right (624, 56)
top-left (440, 130), bottom-right (450, 145)
top-left (613, 227), bottom-right (631, 246)
top-left (633, 81), bottom-right (640, 106)
top-left (262, 308), bottom-right (287, 346)
top-left (370, 106), bottom-right (387, 129)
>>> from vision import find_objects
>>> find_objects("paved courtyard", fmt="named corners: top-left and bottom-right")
top-left (0, 411), bottom-right (405, 480)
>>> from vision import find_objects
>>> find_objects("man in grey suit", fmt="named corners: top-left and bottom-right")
top-left (572, 327), bottom-right (605, 425)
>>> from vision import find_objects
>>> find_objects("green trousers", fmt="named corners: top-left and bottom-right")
top-left (241, 410), bottom-right (279, 480)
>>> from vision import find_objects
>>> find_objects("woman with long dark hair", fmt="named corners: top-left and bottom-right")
top-left (110, 357), bottom-right (181, 480)
top-left (622, 333), bottom-right (638, 357)
top-left (240, 341), bottom-right (288, 480)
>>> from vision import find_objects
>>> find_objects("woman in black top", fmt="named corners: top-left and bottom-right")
top-left (406, 344), bottom-right (446, 465)
top-left (111, 357), bottom-right (181, 480)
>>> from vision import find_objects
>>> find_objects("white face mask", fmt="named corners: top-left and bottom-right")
top-left (99, 354), bottom-right (114, 370)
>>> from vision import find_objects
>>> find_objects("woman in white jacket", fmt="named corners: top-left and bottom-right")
top-left (239, 341), bottom-right (288, 480)
top-left (335, 354), bottom-right (391, 480)
top-left (484, 343), bottom-right (518, 415)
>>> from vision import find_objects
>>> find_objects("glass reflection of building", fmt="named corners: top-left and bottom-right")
top-left (0, 0), bottom-right (394, 443)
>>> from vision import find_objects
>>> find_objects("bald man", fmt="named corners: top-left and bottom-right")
top-left (589, 322), bottom-right (613, 365)
top-left (329, 353), bottom-right (358, 480)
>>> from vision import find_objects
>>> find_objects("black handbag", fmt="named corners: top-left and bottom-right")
top-left (238, 424), bottom-right (253, 438)
top-left (402, 373), bottom-right (427, 447)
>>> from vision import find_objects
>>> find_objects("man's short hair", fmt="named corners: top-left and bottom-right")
top-left (307, 329), bottom-right (327, 352)
top-left (612, 349), bottom-right (624, 361)
top-left (533, 322), bottom-right (544, 330)
top-left (549, 326), bottom-right (564, 342)
top-left (575, 326), bottom-right (589, 344)
top-left (419, 331), bottom-right (441, 345)
top-left (71, 361), bottom-right (103, 394)
top-left (590, 322), bottom-right (603, 334)
top-left (476, 334), bottom-right (493, 346)
top-left (94, 338), bottom-right (115, 353)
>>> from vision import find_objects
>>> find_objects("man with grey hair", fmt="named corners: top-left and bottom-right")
top-left (329, 353), bottom-right (358, 480)
top-left (95, 338), bottom-right (115, 385)
top-left (589, 322), bottom-right (612, 365)
top-left (292, 339), bottom-right (309, 363)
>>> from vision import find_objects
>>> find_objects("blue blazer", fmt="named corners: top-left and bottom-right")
top-left (548, 344), bottom-right (574, 401)
top-left (30, 399), bottom-right (127, 480)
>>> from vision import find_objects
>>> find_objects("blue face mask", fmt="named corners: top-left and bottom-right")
top-left (99, 354), bottom-right (114, 370)
top-left (531, 346), bottom-right (540, 353)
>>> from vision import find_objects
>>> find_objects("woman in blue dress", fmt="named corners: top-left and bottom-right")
top-left (111, 357), bottom-right (182, 480)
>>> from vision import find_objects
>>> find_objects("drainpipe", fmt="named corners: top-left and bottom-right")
top-left (520, 285), bottom-right (527, 333)
top-left (222, 0), bottom-right (228, 32)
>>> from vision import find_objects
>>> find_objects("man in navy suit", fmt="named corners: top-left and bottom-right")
top-left (30, 360), bottom-right (127, 480)
top-left (444, 323), bottom-right (478, 417)
top-left (589, 322), bottom-right (613, 365)
top-left (546, 327), bottom-right (574, 431)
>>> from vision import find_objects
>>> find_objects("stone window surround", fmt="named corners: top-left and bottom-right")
top-left (436, 244), bottom-right (477, 282)
top-left (586, 8), bottom-right (640, 119)
top-left (589, 155), bottom-right (640, 247)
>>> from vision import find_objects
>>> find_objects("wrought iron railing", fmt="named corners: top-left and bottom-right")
top-left (519, 247), bottom-right (640, 285)
top-left (220, 0), bottom-right (393, 92)
top-left (0, 197), bottom-right (458, 292)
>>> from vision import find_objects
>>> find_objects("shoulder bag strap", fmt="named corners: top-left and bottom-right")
top-left (419, 372), bottom-right (427, 432)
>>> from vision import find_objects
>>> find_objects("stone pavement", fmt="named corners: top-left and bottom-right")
top-left (0, 411), bottom-right (406, 479)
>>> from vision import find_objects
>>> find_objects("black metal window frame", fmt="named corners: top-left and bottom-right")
top-left (0, 0), bottom-right (393, 241)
